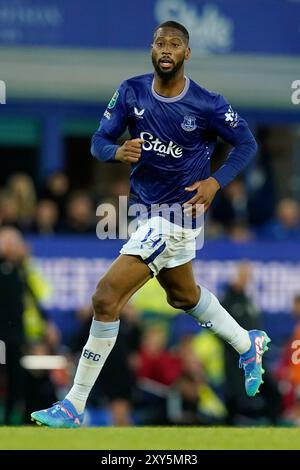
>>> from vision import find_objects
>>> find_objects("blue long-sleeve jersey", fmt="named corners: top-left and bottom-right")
top-left (91, 73), bottom-right (257, 206)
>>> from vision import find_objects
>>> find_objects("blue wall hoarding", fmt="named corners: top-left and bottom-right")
top-left (27, 237), bottom-right (300, 316)
top-left (0, 0), bottom-right (299, 55)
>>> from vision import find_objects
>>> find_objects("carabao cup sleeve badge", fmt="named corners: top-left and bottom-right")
top-left (107, 91), bottom-right (119, 109)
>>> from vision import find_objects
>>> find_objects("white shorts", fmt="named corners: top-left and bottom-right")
top-left (120, 216), bottom-right (202, 276)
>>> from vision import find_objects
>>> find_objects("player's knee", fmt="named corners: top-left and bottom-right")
top-left (167, 291), bottom-right (199, 310)
top-left (92, 283), bottom-right (119, 321)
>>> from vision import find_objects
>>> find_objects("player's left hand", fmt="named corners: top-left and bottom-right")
top-left (183, 177), bottom-right (220, 216)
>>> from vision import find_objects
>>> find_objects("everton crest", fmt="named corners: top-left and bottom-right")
top-left (181, 115), bottom-right (197, 132)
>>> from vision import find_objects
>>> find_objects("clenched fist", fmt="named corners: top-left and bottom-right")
top-left (115, 138), bottom-right (144, 164)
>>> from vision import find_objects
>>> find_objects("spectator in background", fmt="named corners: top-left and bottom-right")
top-left (41, 171), bottom-right (70, 223)
top-left (0, 226), bottom-right (59, 424)
top-left (31, 199), bottom-right (59, 235)
top-left (7, 173), bottom-right (37, 231)
top-left (0, 227), bottom-right (26, 424)
top-left (258, 198), bottom-right (300, 240)
top-left (168, 336), bottom-right (226, 425)
top-left (21, 252), bottom-right (56, 346)
top-left (136, 324), bottom-right (182, 424)
top-left (0, 191), bottom-right (20, 228)
top-left (210, 179), bottom-right (255, 242)
top-left (137, 325), bottom-right (182, 387)
top-left (222, 262), bottom-right (281, 425)
top-left (60, 192), bottom-right (95, 234)
top-left (276, 295), bottom-right (300, 425)
top-left (167, 371), bottom-right (202, 425)
top-left (257, 126), bottom-right (295, 202)
top-left (211, 179), bottom-right (250, 229)
top-left (246, 126), bottom-right (276, 227)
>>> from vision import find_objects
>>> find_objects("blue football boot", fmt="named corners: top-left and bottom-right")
top-left (239, 330), bottom-right (271, 397)
top-left (31, 399), bottom-right (83, 428)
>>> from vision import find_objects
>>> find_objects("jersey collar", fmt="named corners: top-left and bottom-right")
top-left (151, 76), bottom-right (190, 103)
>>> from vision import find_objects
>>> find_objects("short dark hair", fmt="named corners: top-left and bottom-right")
top-left (154, 21), bottom-right (189, 44)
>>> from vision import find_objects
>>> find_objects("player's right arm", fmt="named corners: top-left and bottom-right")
top-left (91, 82), bottom-right (142, 164)
top-left (115, 138), bottom-right (143, 163)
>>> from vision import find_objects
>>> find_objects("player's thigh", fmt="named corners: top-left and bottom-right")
top-left (157, 261), bottom-right (199, 308)
top-left (96, 254), bottom-right (152, 305)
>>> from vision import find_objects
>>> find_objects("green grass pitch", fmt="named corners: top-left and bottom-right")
top-left (0, 427), bottom-right (300, 450)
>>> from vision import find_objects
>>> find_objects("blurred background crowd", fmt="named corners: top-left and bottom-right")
top-left (0, 0), bottom-right (300, 427)
top-left (1, 125), bottom-right (300, 241)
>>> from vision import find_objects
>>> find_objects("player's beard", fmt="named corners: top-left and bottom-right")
top-left (152, 55), bottom-right (185, 81)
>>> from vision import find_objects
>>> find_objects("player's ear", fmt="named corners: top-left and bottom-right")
top-left (185, 47), bottom-right (191, 60)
